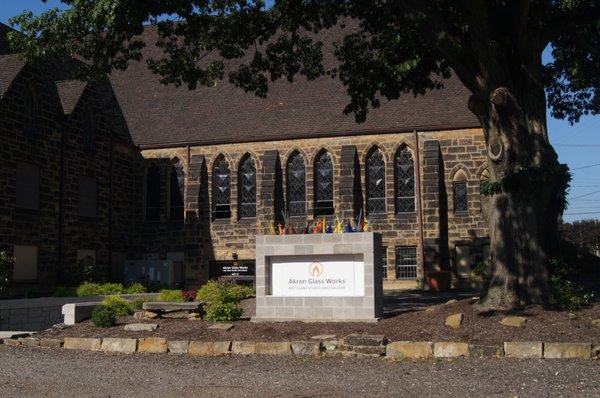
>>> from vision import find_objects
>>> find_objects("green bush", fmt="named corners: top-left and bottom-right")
top-left (229, 284), bottom-right (255, 301)
top-left (52, 286), bottom-right (77, 297)
top-left (548, 259), bottom-right (594, 311)
top-left (102, 295), bottom-right (133, 316)
top-left (129, 297), bottom-right (148, 311)
top-left (76, 282), bottom-right (102, 297)
top-left (98, 283), bottom-right (124, 295)
top-left (91, 305), bottom-right (117, 328)
top-left (204, 301), bottom-right (244, 322)
top-left (0, 251), bottom-right (12, 293)
top-left (124, 282), bottom-right (146, 294)
top-left (157, 289), bottom-right (185, 302)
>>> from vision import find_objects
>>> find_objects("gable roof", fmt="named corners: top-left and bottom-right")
top-left (55, 79), bottom-right (87, 114)
top-left (0, 53), bottom-right (25, 99)
top-left (109, 24), bottom-right (479, 148)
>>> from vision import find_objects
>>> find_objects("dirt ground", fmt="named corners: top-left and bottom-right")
top-left (37, 292), bottom-right (600, 344)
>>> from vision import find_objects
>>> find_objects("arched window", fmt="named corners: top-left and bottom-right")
top-left (286, 151), bottom-right (306, 217)
top-left (366, 147), bottom-right (386, 215)
top-left (82, 108), bottom-right (94, 151)
top-left (238, 154), bottom-right (257, 219)
top-left (23, 84), bottom-right (37, 133)
top-left (394, 146), bottom-right (415, 213)
top-left (169, 159), bottom-right (185, 221)
top-left (145, 162), bottom-right (161, 221)
top-left (212, 154), bottom-right (231, 219)
top-left (453, 169), bottom-right (469, 213)
top-left (314, 150), bottom-right (334, 216)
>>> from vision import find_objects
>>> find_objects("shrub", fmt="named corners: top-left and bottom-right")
top-left (182, 290), bottom-right (197, 302)
top-left (0, 251), bottom-right (12, 293)
top-left (102, 295), bottom-right (133, 316)
top-left (229, 284), bottom-right (255, 301)
top-left (52, 286), bottom-right (77, 297)
top-left (98, 283), bottom-right (124, 295)
top-left (157, 289), bottom-right (185, 302)
top-left (76, 282), bottom-right (102, 297)
top-left (204, 301), bottom-right (244, 322)
top-left (64, 256), bottom-right (97, 287)
top-left (548, 259), bottom-right (594, 311)
top-left (91, 305), bottom-right (117, 328)
top-left (124, 283), bottom-right (146, 294)
top-left (129, 297), bottom-right (148, 311)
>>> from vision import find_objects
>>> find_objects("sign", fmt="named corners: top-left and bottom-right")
top-left (209, 260), bottom-right (255, 281)
top-left (270, 254), bottom-right (364, 297)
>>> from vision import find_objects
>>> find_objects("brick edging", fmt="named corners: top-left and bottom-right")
top-left (1, 337), bottom-right (598, 360)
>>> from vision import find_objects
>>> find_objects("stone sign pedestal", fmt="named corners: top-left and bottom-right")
top-left (253, 233), bottom-right (383, 322)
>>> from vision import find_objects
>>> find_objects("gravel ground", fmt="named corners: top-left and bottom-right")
top-left (0, 346), bottom-right (598, 397)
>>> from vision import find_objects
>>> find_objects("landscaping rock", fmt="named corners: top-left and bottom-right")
top-left (469, 344), bottom-right (503, 358)
top-left (255, 342), bottom-right (292, 356)
top-left (322, 340), bottom-right (341, 353)
top-left (232, 341), bottom-right (257, 355)
top-left (445, 299), bottom-right (458, 305)
top-left (544, 342), bottom-right (591, 359)
top-left (386, 341), bottom-right (433, 360)
top-left (143, 302), bottom-right (203, 312)
top-left (353, 345), bottom-right (386, 356)
top-left (124, 323), bottom-right (158, 332)
top-left (138, 337), bottom-right (168, 354)
top-left (208, 323), bottom-right (234, 331)
top-left (433, 342), bottom-right (469, 358)
top-left (503, 341), bottom-right (542, 358)
top-left (592, 345), bottom-right (600, 360)
top-left (500, 316), bottom-right (527, 328)
top-left (343, 334), bottom-right (386, 347)
top-left (39, 338), bottom-right (63, 348)
top-left (63, 337), bottom-right (102, 351)
top-left (18, 337), bottom-right (40, 347)
top-left (101, 338), bottom-right (137, 354)
top-left (311, 334), bottom-right (336, 341)
top-left (2, 338), bottom-right (21, 347)
top-left (291, 341), bottom-right (321, 356)
top-left (133, 311), bottom-right (145, 320)
top-left (188, 341), bottom-right (231, 356)
top-left (144, 311), bottom-right (159, 319)
top-left (591, 319), bottom-right (600, 328)
top-left (445, 313), bottom-right (464, 329)
top-left (168, 340), bottom-right (189, 354)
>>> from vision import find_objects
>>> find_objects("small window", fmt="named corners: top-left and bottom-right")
top-left (238, 154), bottom-right (257, 219)
top-left (396, 246), bottom-right (417, 280)
top-left (16, 163), bottom-right (40, 210)
top-left (169, 160), bottom-right (185, 221)
top-left (366, 147), bottom-right (386, 215)
top-left (381, 246), bottom-right (388, 279)
top-left (314, 150), bottom-right (334, 216)
top-left (453, 181), bottom-right (468, 213)
top-left (78, 177), bottom-right (97, 217)
top-left (286, 151), bottom-right (306, 217)
top-left (82, 108), bottom-right (94, 151)
top-left (13, 245), bottom-right (38, 281)
top-left (395, 146), bottom-right (415, 213)
top-left (455, 245), bottom-right (471, 275)
top-left (213, 155), bottom-right (231, 219)
top-left (145, 163), bottom-right (161, 221)
top-left (23, 84), bottom-right (37, 134)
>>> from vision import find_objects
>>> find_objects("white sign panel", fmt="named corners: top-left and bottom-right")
top-left (270, 254), bottom-right (364, 297)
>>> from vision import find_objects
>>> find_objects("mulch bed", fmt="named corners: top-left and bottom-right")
top-left (37, 297), bottom-right (600, 345)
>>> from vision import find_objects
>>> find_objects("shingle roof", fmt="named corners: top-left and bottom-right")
top-left (55, 79), bottom-right (87, 114)
top-left (109, 25), bottom-right (479, 148)
top-left (0, 53), bottom-right (25, 98)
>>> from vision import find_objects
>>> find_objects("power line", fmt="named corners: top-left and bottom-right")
top-left (563, 211), bottom-right (600, 216)
top-left (571, 162), bottom-right (600, 170)
top-left (569, 189), bottom-right (600, 200)
top-left (555, 144), bottom-right (600, 147)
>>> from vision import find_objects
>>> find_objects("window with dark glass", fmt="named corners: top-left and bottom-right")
top-left (238, 154), bottom-right (257, 218)
top-left (286, 151), bottom-right (306, 217)
top-left (169, 160), bottom-right (184, 220)
top-left (82, 109), bottom-right (94, 151)
top-left (78, 176), bottom-right (97, 218)
top-left (212, 155), bottom-right (231, 219)
top-left (453, 181), bottom-right (468, 213)
top-left (396, 246), bottom-right (417, 279)
top-left (314, 150), bottom-right (334, 216)
top-left (145, 163), bottom-right (161, 221)
top-left (23, 85), bottom-right (37, 134)
top-left (381, 246), bottom-right (388, 279)
top-left (16, 163), bottom-right (40, 210)
top-left (366, 147), bottom-right (386, 214)
top-left (395, 146), bottom-right (415, 213)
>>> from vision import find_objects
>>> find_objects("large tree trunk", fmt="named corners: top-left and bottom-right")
top-left (468, 83), bottom-right (565, 309)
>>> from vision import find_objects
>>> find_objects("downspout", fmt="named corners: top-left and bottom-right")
top-left (413, 130), bottom-right (426, 284)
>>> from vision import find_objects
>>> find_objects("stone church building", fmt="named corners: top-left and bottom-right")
top-left (1, 23), bottom-right (490, 294)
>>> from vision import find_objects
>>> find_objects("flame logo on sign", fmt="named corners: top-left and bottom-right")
top-left (309, 262), bottom-right (323, 277)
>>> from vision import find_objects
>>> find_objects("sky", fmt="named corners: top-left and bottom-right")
top-left (2, 1), bottom-right (599, 223)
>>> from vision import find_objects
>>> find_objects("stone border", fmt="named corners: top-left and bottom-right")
top-left (1, 336), bottom-right (597, 360)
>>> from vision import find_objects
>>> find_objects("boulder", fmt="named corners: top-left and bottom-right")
top-left (40, 338), bottom-right (63, 348)
top-left (343, 334), bottom-right (387, 347)
top-left (445, 299), bottom-right (458, 305)
top-left (433, 342), bottom-right (469, 358)
top-left (311, 334), bottom-right (336, 341)
top-left (208, 323), bottom-right (234, 331)
top-left (142, 302), bottom-right (202, 312)
top-left (138, 337), bottom-right (168, 354)
top-left (63, 337), bottom-right (102, 351)
top-left (255, 342), bottom-right (292, 356)
top-left (386, 341), bottom-right (433, 360)
top-left (101, 338), bottom-right (137, 354)
top-left (353, 345), bottom-right (386, 356)
top-left (500, 316), bottom-right (527, 328)
top-left (445, 313), bottom-right (464, 329)
top-left (124, 323), bottom-right (158, 332)
top-left (144, 311), bottom-right (159, 319)
top-left (188, 341), bottom-right (231, 356)
top-left (503, 341), bottom-right (542, 358)
top-left (291, 341), bottom-right (321, 356)
top-left (18, 337), bottom-right (40, 347)
top-left (168, 340), bottom-right (189, 354)
top-left (544, 342), bottom-right (591, 359)
top-left (591, 319), bottom-right (600, 328)
top-left (232, 341), bottom-right (257, 355)
top-left (133, 311), bottom-right (145, 320)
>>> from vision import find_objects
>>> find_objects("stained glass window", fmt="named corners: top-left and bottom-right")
top-left (395, 146), bottom-right (415, 213)
top-left (238, 155), bottom-right (257, 218)
top-left (314, 150), bottom-right (334, 216)
top-left (396, 246), bottom-right (417, 279)
top-left (453, 181), bottom-right (468, 213)
top-left (286, 151), bottom-right (306, 217)
top-left (169, 160), bottom-right (184, 220)
top-left (145, 163), bottom-right (161, 221)
top-left (213, 155), bottom-right (231, 219)
top-left (366, 147), bottom-right (386, 214)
